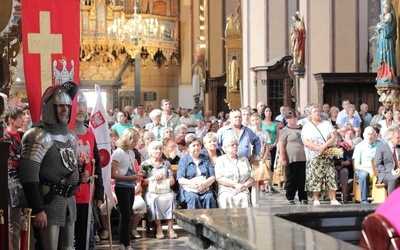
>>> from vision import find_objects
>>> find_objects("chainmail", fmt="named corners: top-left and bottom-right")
top-left (20, 121), bottom-right (79, 226)
top-left (41, 122), bottom-right (70, 135)
top-left (74, 120), bottom-right (87, 135)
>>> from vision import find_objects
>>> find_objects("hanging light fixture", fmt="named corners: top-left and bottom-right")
top-left (107, 0), bottom-right (165, 46)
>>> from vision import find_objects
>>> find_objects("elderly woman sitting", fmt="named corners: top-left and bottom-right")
top-left (177, 134), bottom-right (217, 209)
top-left (141, 141), bottom-right (178, 239)
top-left (215, 136), bottom-right (254, 208)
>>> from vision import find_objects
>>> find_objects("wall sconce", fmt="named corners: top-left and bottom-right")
top-left (153, 49), bottom-right (166, 69)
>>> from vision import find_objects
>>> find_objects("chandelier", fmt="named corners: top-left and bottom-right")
top-left (107, 3), bottom-right (165, 46)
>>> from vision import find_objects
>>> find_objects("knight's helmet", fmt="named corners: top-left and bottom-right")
top-left (41, 81), bottom-right (79, 124)
top-left (77, 90), bottom-right (87, 106)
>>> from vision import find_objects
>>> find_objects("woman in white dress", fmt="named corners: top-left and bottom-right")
top-left (215, 136), bottom-right (254, 208)
top-left (141, 141), bottom-right (178, 239)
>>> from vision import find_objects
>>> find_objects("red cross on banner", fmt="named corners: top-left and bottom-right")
top-left (22, 0), bottom-right (80, 126)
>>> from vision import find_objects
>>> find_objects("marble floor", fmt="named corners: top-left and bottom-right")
top-left (94, 224), bottom-right (190, 250)
top-left (93, 186), bottom-right (351, 249)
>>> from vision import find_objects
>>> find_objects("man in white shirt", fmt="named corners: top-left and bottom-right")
top-left (132, 104), bottom-right (151, 128)
top-left (160, 99), bottom-right (181, 130)
top-left (180, 108), bottom-right (197, 133)
top-left (353, 126), bottom-right (381, 204)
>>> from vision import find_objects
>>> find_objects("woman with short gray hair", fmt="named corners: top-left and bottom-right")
top-left (215, 136), bottom-right (254, 208)
top-left (145, 109), bottom-right (164, 141)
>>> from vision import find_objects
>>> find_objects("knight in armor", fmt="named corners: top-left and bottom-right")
top-left (19, 81), bottom-right (80, 249)
top-left (74, 90), bottom-right (104, 249)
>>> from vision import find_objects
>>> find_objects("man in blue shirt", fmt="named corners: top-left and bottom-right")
top-left (353, 126), bottom-right (381, 204)
top-left (217, 109), bottom-right (261, 163)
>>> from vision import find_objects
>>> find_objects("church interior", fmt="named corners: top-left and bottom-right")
top-left (2, 0), bottom-right (400, 249)
top-left (1, 0), bottom-right (399, 115)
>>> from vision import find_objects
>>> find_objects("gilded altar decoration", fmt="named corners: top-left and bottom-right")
top-left (228, 55), bottom-right (240, 92)
top-left (224, 0), bottom-right (241, 37)
top-left (377, 85), bottom-right (400, 111)
top-left (80, 0), bottom-right (179, 71)
top-left (224, 0), bottom-right (242, 109)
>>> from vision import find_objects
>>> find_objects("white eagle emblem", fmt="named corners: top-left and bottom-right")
top-left (53, 57), bottom-right (74, 85)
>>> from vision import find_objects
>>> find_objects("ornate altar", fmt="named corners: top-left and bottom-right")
top-left (80, 0), bottom-right (179, 73)
top-left (79, 0), bottom-right (179, 108)
top-left (224, 0), bottom-right (242, 109)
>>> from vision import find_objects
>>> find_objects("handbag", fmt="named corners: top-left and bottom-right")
top-left (8, 178), bottom-right (29, 208)
top-left (148, 176), bottom-right (171, 194)
top-left (252, 160), bottom-right (271, 181)
top-left (183, 175), bottom-right (208, 193)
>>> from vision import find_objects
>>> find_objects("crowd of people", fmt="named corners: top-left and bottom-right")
top-left (3, 86), bottom-right (400, 249)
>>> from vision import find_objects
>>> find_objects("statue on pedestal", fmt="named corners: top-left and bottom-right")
top-left (224, 0), bottom-right (242, 37)
top-left (192, 44), bottom-right (206, 103)
top-left (373, 0), bottom-right (398, 85)
top-left (228, 55), bottom-right (240, 92)
top-left (290, 11), bottom-right (305, 66)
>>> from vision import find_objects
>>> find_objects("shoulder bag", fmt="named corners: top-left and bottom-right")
top-left (252, 159), bottom-right (271, 181)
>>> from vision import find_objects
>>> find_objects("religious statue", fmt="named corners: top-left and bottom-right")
top-left (233, 0), bottom-right (242, 35)
top-left (373, 0), bottom-right (398, 85)
top-left (225, 1), bottom-right (242, 37)
top-left (229, 55), bottom-right (240, 92)
top-left (192, 45), bottom-right (205, 102)
top-left (225, 14), bottom-right (235, 37)
top-left (290, 11), bottom-right (305, 65)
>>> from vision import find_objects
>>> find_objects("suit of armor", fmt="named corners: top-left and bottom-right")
top-left (19, 81), bottom-right (79, 250)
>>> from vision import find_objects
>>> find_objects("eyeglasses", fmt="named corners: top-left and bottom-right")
top-left (230, 109), bottom-right (240, 113)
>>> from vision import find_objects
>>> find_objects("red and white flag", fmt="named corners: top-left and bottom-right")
top-left (22, 0), bottom-right (80, 124)
top-left (89, 85), bottom-right (114, 207)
